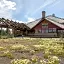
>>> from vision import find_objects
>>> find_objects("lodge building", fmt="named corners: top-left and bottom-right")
top-left (0, 18), bottom-right (30, 37)
top-left (27, 11), bottom-right (64, 37)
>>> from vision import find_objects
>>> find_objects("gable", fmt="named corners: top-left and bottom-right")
top-left (32, 19), bottom-right (62, 30)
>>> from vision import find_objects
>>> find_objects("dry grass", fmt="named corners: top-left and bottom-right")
top-left (0, 38), bottom-right (64, 64)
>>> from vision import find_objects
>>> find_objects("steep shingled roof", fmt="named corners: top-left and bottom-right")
top-left (46, 15), bottom-right (64, 29)
top-left (27, 15), bottom-right (64, 29)
top-left (0, 18), bottom-right (30, 30)
top-left (27, 18), bottom-right (41, 29)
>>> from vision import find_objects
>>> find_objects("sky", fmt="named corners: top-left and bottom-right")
top-left (0, 0), bottom-right (64, 23)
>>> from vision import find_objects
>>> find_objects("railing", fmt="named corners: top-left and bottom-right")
top-left (28, 33), bottom-right (57, 37)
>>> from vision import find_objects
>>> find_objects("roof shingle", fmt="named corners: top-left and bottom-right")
top-left (27, 15), bottom-right (64, 29)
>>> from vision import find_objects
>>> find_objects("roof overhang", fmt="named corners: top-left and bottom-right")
top-left (46, 18), bottom-right (64, 29)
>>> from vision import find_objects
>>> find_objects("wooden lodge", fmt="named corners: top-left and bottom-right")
top-left (27, 11), bottom-right (64, 37)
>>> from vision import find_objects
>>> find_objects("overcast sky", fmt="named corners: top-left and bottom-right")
top-left (0, 0), bottom-right (64, 23)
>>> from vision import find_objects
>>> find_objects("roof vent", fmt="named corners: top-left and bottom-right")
top-left (52, 14), bottom-right (55, 17)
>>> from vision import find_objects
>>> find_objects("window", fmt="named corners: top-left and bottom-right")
top-left (46, 29), bottom-right (48, 33)
top-left (42, 23), bottom-right (48, 28)
top-left (42, 29), bottom-right (48, 33)
top-left (35, 29), bottom-right (41, 33)
top-left (53, 28), bottom-right (56, 32)
top-left (49, 28), bottom-right (53, 32)
top-left (49, 28), bottom-right (56, 33)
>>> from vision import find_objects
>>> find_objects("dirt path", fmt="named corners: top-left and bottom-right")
top-left (0, 57), bottom-right (11, 64)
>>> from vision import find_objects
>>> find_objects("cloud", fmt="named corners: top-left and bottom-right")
top-left (27, 17), bottom-right (35, 22)
top-left (0, 0), bottom-right (16, 10)
top-left (13, 0), bottom-right (22, 14)
top-left (16, 20), bottom-right (23, 23)
top-left (24, 0), bottom-right (59, 20)
top-left (49, 0), bottom-right (61, 7)
top-left (32, 0), bottom-right (58, 15)
top-left (24, 14), bottom-right (35, 23)
top-left (0, 0), bottom-right (16, 19)
top-left (12, 19), bottom-right (23, 23)
top-left (25, 0), bottom-right (58, 16)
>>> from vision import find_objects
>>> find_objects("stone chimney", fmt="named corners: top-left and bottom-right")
top-left (42, 11), bottom-right (46, 18)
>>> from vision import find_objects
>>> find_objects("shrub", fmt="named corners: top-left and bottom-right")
top-left (0, 50), bottom-right (14, 59)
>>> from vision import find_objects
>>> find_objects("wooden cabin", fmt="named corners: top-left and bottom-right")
top-left (27, 11), bottom-right (64, 37)
top-left (0, 18), bottom-right (30, 37)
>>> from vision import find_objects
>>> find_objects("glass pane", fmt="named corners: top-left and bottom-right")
top-left (53, 28), bottom-right (56, 32)
top-left (49, 28), bottom-right (53, 32)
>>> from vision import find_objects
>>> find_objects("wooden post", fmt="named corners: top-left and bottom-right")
top-left (0, 27), bottom-right (2, 38)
